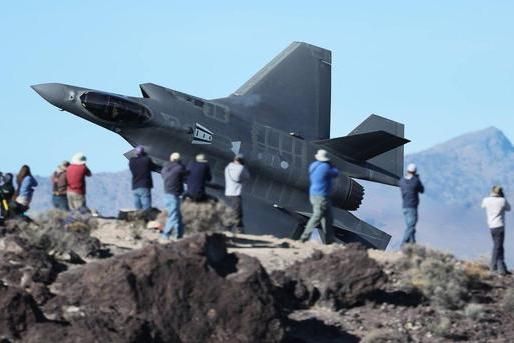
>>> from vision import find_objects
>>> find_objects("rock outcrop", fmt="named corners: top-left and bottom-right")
top-left (272, 244), bottom-right (387, 310)
top-left (27, 234), bottom-right (283, 343)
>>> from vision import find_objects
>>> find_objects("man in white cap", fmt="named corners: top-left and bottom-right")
top-left (161, 152), bottom-right (187, 240)
top-left (299, 149), bottom-right (339, 244)
top-left (66, 153), bottom-right (92, 211)
top-left (399, 163), bottom-right (424, 246)
top-left (481, 185), bottom-right (511, 275)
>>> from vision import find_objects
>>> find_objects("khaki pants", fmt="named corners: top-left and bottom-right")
top-left (67, 192), bottom-right (86, 211)
top-left (300, 196), bottom-right (334, 244)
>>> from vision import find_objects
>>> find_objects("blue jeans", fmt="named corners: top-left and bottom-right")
top-left (133, 187), bottom-right (151, 210)
top-left (52, 195), bottom-right (69, 211)
top-left (162, 193), bottom-right (183, 239)
top-left (401, 208), bottom-right (418, 245)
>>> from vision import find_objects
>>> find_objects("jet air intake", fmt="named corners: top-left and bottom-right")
top-left (80, 92), bottom-right (151, 126)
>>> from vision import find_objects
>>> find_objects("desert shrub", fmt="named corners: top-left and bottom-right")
top-left (181, 199), bottom-right (237, 233)
top-left (399, 245), bottom-right (471, 310)
top-left (431, 315), bottom-right (451, 337)
top-left (35, 209), bottom-right (98, 233)
top-left (22, 210), bottom-right (102, 257)
top-left (464, 303), bottom-right (485, 320)
top-left (461, 261), bottom-right (490, 280)
top-left (361, 329), bottom-right (408, 343)
top-left (502, 288), bottom-right (514, 314)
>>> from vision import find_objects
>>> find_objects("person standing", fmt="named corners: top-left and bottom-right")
top-left (224, 154), bottom-right (250, 233)
top-left (66, 153), bottom-right (92, 211)
top-left (129, 146), bottom-right (155, 210)
top-left (52, 161), bottom-right (70, 211)
top-left (299, 149), bottom-right (339, 244)
top-left (15, 165), bottom-right (38, 209)
top-left (185, 154), bottom-right (212, 202)
top-left (399, 163), bottom-right (424, 246)
top-left (161, 152), bottom-right (187, 240)
top-left (481, 186), bottom-right (511, 275)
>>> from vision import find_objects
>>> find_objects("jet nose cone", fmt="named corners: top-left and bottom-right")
top-left (31, 83), bottom-right (74, 109)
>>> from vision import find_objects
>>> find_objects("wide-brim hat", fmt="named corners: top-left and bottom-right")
top-left (315, 149), bottom-right (330, 162)
top-left (71, 153), bottom-right (87, 165)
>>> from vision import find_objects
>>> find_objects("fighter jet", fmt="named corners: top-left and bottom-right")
top-left (32, 42), bottom-right (409, 249)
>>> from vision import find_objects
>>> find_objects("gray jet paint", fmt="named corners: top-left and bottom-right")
top-left (32, 42), bottom-right (409, 249)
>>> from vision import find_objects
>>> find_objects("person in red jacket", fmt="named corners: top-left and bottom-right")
top-left (66, 153), bottom-right (92, 211)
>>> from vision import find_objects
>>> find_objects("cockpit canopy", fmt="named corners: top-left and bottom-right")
top-left (80, 92), bottom-right (151, 125)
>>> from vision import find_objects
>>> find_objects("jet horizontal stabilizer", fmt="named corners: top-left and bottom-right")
top-left (294, 210), bottom-right (391, 250)
top-left (313, 131), bottom-right (410, 162)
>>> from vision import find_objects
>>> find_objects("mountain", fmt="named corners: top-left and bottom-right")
top-left (22, 127), bottom-right (514, 264)
top-left (405, 127), bottom-right (514, 207)
top-left (30, 171), bottom-right (165, 216)
top-left (357, 127), bottom-right (514, 265)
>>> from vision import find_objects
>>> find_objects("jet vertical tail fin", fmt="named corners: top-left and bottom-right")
top-left (227, 42), bottom-right (331, 141)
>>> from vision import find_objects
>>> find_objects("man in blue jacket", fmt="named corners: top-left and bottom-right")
top-left (299, 149), bottom-right (339, 244)
top-left (399, 163), bottom-right (425, 246)
top-left (161, 152), bottom-right (187, 240)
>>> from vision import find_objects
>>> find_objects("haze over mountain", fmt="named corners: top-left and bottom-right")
top-left (23, 127), bottom-right (514, 264)
top-left (357, 127), bottom-right (514, 264)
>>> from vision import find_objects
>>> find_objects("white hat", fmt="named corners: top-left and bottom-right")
top-left (170, 152), bottom-right (181, 161)
top-left (315, 149), bottom-right (330, 162)
top-left (71, 153), bottom-right (87, 165)
top-left (407, 163), bottom-right (417, 173)
top-left (195, 154), bottom-right (207, 163)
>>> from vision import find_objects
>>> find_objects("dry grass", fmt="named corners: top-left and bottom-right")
top-left (399, 245), bottom-right (473, 310)
top-left (361, 328), bottom-right (408, 343)
top-left (502, 288), bottom-right (514, 314)
top-left (461, 261), bottom-right (490, 280)
top-left (181, 199), bottom-right (238, 233)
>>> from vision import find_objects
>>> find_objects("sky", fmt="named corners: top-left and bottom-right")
top-left (2, 1), bottom-right (514, 175)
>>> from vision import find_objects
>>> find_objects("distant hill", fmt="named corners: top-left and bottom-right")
top-left (405, 127), bottom-right (514, 207)
top-left (30, 171), bottom-right (164, 216)
top-left (357, 127), bottom-right (514, 265)
top-left (24, 127), bottom-right (514, 264)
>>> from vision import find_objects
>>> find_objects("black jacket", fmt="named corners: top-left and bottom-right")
top-left (186, 161), bottom-right (212, 198)
top-left (161, 161), bottom-right (187, 196)
top-left (399, 175), bottom-right (424, 208)
top-left (129, 155), bottom-right (155, 190)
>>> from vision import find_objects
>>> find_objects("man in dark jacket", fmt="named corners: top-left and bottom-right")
top-left (129, 146), bottom-right (156, 210)
top-left (161, 152), bottom-right (187, 240)
top-left (399, 163), bottom-right (425, 246)
top-left (185, 154), bottom-right (212, 202)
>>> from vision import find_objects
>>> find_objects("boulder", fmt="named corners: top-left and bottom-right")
top-left (0, 284), bottom-right (47, 340)
top-left (272, 244), bottom-right (387, 310)
top-left (40, 233), bottom-right (284, 342)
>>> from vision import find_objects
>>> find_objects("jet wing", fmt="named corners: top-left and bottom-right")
top-left (123, 148), bottom-right (163, 173)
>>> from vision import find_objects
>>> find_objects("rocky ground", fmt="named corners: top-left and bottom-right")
top-left (0, 208), bottom-right (513, 342)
